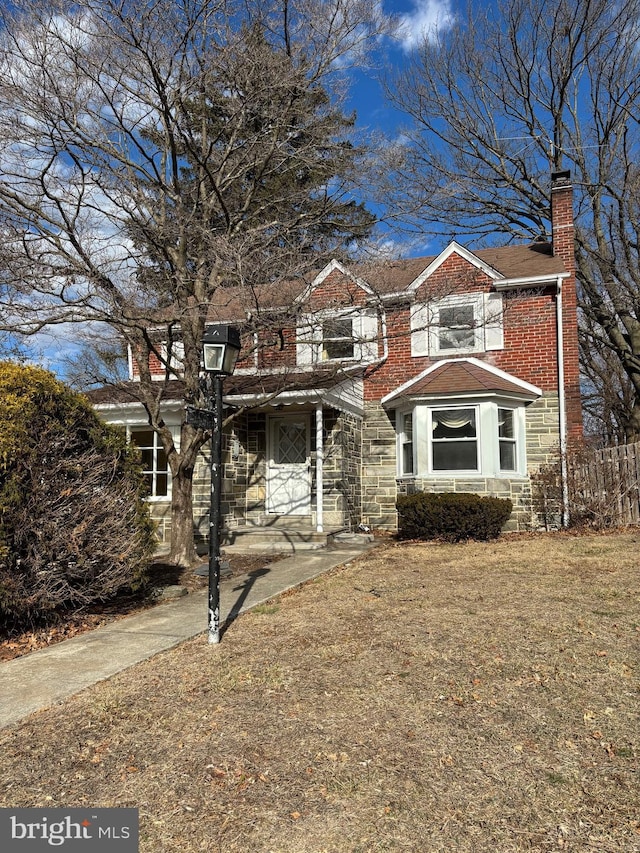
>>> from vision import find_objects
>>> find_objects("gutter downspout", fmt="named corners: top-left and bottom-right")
top-left (556, 275), bottom-right (569, 527)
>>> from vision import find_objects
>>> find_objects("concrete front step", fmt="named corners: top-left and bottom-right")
top-left (221, 524), bottom-right (347, 554)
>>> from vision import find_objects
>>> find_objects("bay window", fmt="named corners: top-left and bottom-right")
top-left (498, 408), bottom-right (517, 471)
top-left (397, 400), bottom-right (525, 478)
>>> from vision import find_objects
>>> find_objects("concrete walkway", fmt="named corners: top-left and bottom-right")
top-left (0, 537), bottom-right (375, 730)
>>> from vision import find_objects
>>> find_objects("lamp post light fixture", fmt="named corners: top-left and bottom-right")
top-left (200, 324), bottom-right (241, 644)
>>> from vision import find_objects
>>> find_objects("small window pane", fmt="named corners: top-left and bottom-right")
top-left (140, 448), bottom-right (154, 470)
top-left (499, 442), bottom-right (516, 471)
top-left (498, 409), bottom-right (514, 439)
top-left (131, 429), bottom-right (154, 449)
top-left (433, 442), bottom-right (478, 471)
top-left (433, 409), bottom-right (476, 438)
top-left (403, 442), bottom-right (414, 474)
top-left (155, 473), bottom-right (169, 497)
top-left (325, 319), bottom-right (352, 338)
top-left (438, 305), bottom-right (475, 350)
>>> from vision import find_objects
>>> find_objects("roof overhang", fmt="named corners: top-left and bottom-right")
top-left (92, 375), bottom-right (365, 420)
top-left (381, 357), bottom-right (542, 408)
top-left (492, 271), bottom-right (569, 290)
top-left (225, 375), bottom-right (364, 418)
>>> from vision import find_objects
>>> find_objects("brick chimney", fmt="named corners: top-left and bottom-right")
top-left (550, 169), bottom-right (575, 274)
top-left (550, 169), bottom-right (582, 440)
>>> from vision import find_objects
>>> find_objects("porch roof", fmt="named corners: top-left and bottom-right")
top-left (381, 358), bottom-right (542, 406)
top-left (225, 369), bottom-right (364, 417)
top-left (87, 369), bottom-right (364, 418)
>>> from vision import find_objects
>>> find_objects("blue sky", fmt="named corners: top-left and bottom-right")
top-left (347, 0), bottom-right (456, 136)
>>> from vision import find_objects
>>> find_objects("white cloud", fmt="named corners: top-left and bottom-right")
top-left (396, 0), bottom-right (456, 52)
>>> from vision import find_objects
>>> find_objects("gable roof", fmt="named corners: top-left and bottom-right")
top-left (353, 242), bottom-right (567, 297)
top-left (407, 241), bottom-right (502, 292)
top-left (166, 241), bottom-right (568, 327)
top-left (381, 358), bottom-right (542, 406)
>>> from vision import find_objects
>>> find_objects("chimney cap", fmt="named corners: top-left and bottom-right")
top-left (551, 169), bottom-right (571, 185)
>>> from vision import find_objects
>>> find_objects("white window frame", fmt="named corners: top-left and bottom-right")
top-left (321, 316), bottom-right (355, 361)
top-left (396, 399), bottom-right (526, 478)
top-left (129, 427), bottom-right (172, 500)
top-left (297, 309), bottom-right (378, 366)
top-left (432, 299), bottom-right (483, 355)
top-left (497, 406), bottom-right (520, 472)
top-left (411, 293), bottom-right (504, 357)
top-left (397, 410), bottom-right (415, 476)
top-left (429, 405), bottom-right (480, 474)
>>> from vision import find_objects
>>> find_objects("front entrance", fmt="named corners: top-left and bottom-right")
top-left (267, 415), bottom-right (311, 515)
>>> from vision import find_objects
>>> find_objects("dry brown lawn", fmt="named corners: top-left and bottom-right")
top-left (1, 532), bottom-right (639, 852)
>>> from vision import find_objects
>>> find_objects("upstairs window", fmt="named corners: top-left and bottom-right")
top-left (130, 428), bottom-right (170, 498)
top-left (297, 310), bottom-right (379, 366)
top-left (411, 293), bottom-right (503, 357)
top-left (437, 304), bottom-right (477, 351)
top-left (322, 318), bottom-right (355, 360)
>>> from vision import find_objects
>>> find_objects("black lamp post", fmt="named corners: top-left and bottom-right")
top-left (201, 324), bottom-right (241, 644)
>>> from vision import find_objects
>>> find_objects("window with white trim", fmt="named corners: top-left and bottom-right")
top-left (297, 310), bottom-right (378, 366)
top-left (397, 400), bottom-right (524, 478)
top-left (160, 341), bottom-right (185, 374)
top-left (436, 304), bottom-right (478, 352)
top-left (498, 408), bottom-right (517, 471)
top-left (398, 411), bottom-right (414, 475)
top-left (431, 407), bottom-right (478, 471)
top-left (411, 293), bottom-right (503, 357)
top-left (130, 428), bottom-right (170, 498)
top-left (321, 318), bottom-right (355, 360)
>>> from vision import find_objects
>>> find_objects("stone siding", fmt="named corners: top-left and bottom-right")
top-left (361, 394), bottom-right (562, 532)
top-left (190, 407), bottom-right (361, 537)
top-left (360, 403), bottom-right (399, 529)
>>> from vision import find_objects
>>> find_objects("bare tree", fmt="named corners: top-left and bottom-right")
top-left (0, 0), bottom-right (386, 565)
top-left (378, 0), bottom-right (640, 442)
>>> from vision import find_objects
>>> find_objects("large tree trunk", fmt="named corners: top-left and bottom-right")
top-left (169, 466), bottom-right (197, 567)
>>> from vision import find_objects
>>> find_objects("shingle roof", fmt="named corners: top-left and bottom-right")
top-left (382, 359), bottom-right (541, 405)
top-left (352, 242), bottom-right (564, 296)
top-left (87, 368), bottom-right (359, 407)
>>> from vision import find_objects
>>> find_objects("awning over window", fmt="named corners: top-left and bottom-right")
top-left (381, 357), bottom-right (542, 407)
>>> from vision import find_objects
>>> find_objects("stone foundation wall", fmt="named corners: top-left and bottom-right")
top-left (396, 476), bottom-right (532, 530)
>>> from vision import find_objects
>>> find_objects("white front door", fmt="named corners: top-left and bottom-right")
top-left (267, 415), bottom-right (311, 515)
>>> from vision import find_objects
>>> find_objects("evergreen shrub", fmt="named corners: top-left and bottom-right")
top-left (396, 492), bottom-right (513, 542)
top-left (0, 363), bottom-right (156, 632)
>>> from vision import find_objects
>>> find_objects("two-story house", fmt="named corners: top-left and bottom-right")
top-left (92, 171), bottom-right (581, 544)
